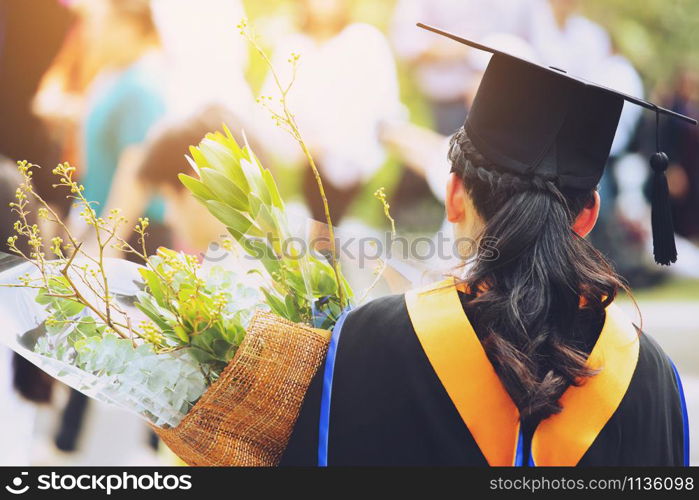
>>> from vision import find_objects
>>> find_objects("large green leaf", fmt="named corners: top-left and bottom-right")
top-left (248, 194), bottom-right (278, 236)
top-left (283, 267), bottom-right (308, 295)
top-left (205, 200), bottom-right (263, 237)
top-left (135, 292), bottom-right (176, 331)
top-left (221, 125), bottom-right (246, 161)
top-left (197, 138), bottom-right (250, 192)
top-left (240, 237), bottom-right (281, 276)
top-left (67, 317), bottom-right (104, 347)
top-left (261, 288), bottom-right (288, 318)
top-left (138, 267), bottom-right (166, 307)
top-left (178, 173), bottom-right (215, 202)
top-left (52, 297), bottom-right (85, 320)
top-left (262, 168), bottom-right (284, 209)
top-left (184, 155), bottom-right (201, 176)
top-left (284, 293), bottom-right (302, 323)
top-left (240, 158), bottom-right (271, 205)
top-left (188, 146), bottom-right (211, 170)
top-left (199, 168), bottom-right (249, 212)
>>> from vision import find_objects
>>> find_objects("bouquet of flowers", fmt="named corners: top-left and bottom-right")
top-left (0, 23), bottom-right (406, 466)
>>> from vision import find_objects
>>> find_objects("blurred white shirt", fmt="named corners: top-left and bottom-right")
top-left (262, 24), bottom-right (405, 189)
top-left (525, 0), bottom-right (610, 78)
top-left (151, 0), bottom-right (256, 119)
top-left (390, 0), bottom-right (533, 101)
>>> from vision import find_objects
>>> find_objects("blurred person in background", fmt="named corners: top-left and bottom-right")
top-left (525, 0), bottom-right (610, 79)
top-left (661, 69), bottom-right (699, 241)
top-left (95, 0), bottom-right (259, 259)
top-left (388, 1), bottom-right (532, 233)
top-left (0, 0), bottom-right (72, 216)
top-left (601, 68), bottom-right (699, 282)
top-left (150, 0), bottom-right (255, 121)
top-left (0, 1), bottom-right (70, 459)
top-left (390, 0), bottom-right (532, 135)
top-left (76, 0), bottom-right (167, 230)
top-left (262, 0), bottom-right (404, 224)
top-left (624, 68), bottom-right (699, 281)
top-left (34, 0), bottom-right (114, 178)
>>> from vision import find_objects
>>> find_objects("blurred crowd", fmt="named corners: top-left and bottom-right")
top-left (1, 0), bottom-right (698, 465)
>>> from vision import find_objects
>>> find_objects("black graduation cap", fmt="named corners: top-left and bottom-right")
top-left (418, 23), bottom-right (698, 265)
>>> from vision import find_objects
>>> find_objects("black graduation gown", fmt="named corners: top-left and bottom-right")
top-left (280, 293), bottom-right (687, 466)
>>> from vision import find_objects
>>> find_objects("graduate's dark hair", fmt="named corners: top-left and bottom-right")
top-left (448, 127), bottom-right (626, 424)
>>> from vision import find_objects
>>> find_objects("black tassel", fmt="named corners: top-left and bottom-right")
top-left (649, 151), bottom-right (677, 265)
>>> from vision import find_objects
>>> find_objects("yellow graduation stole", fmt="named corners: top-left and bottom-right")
top-left (405, 278), bottom-right (640, 466)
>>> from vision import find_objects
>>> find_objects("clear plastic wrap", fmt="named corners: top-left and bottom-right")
top-left (0, 252), bottom-right (261, 428)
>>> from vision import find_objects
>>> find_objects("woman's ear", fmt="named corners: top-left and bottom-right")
top-left (446, 172), bottom-right (466, 223)
top-left (572, 191), bottom-right (600, 237)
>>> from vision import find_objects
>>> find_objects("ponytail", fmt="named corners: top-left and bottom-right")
top-left (448, 128), bottom-right (625, 423)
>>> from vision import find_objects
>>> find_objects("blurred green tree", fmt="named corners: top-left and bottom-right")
top-left (585, 0), bottom-right (699, 87)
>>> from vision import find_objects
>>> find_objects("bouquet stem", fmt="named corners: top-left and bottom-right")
top-left (239, 20), bottom-right (346, 309)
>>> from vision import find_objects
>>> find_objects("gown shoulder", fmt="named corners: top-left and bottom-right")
top-left (579, 330), bottom-right (686, 465)
top-left (280, 296), bottom-right (688, 466)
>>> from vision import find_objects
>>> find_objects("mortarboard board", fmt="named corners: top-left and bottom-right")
top-left (417, 23), bottom-right (697, 265)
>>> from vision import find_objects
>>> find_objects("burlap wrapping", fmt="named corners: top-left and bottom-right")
top-left (154, 310), bottom-right (330, 466)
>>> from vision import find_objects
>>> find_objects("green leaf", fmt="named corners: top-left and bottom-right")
top-left (284, 294), bottom-right (301, 323)
top-left (135, 292), bottom-right (177, 329)
top-left (53, 298), bottom-right (85, 319)
top-left (184, 155), bottom-right (201, 176)
top-left (35, 288), bottom-right (52, 305)
top-left (240, 158), bottom-right (270, 205)
top-left (73, 335), bottom-right (101, 356)
top-left (178, 173), bottom-right (215, 201)
top-left (262, 168), bottom-right (284, 209)
top-left (190, 329), bottom-right (234, 363)
top-left (248, 194), bottom-right (278, 236)
top-left (199, 168), bottom-right (249, 211)
top-left (213, 128), bottom-right (246, 161)
top-left (317, 270), bottom-right (339, 295)
top-left (239, 237), bottom-right (280, 276)
top-left (138, 268), bottom-right (166, 307)
top-left (261, 288), bottom-right (288, 318)
top-left (67, 317), bottom-right (102, 347)
top-left (221, 124), bottom-right (245, 159)
top-left (189, 146), bottom-right (211, 170)
top-left (198, 138), bottom-right (250, 192)
top-left (284, 268), bottom-right (308, 295)
top-left (225, 226), bottom-right (245, 243)
top-left (205, 200), bottom-right (263, 237)
top-left (174, 325), bottom-right (189, 343)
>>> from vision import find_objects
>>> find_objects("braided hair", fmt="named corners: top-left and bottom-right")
top-left (448, 127), bottom-right (625, 423)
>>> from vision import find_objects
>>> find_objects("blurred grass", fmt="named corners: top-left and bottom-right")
top-left (583, 0), bottom-right (699, 87)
